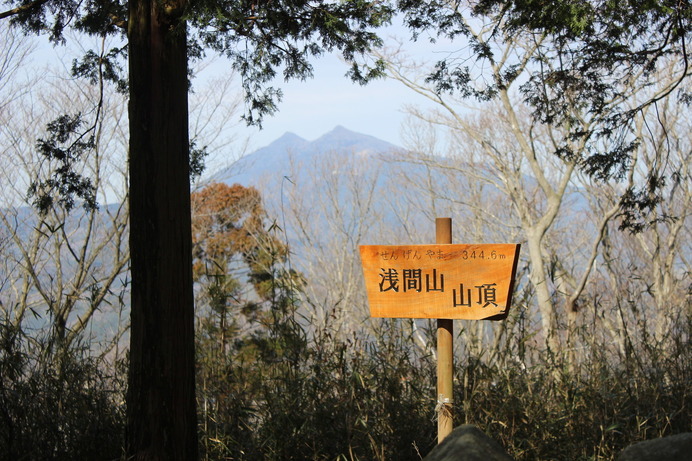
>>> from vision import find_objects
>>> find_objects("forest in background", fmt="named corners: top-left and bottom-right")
top-left (1, 1), bottom-right (690, 460)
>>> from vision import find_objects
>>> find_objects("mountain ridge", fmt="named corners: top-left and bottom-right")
top-left (211, 125), bottom-right (400, 187)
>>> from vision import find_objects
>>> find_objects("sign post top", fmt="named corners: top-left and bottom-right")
top-left (360, 243), bottom-right (520, 320)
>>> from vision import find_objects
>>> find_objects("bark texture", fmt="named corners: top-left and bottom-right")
top-left (126, 0), bottom-right (198, 458)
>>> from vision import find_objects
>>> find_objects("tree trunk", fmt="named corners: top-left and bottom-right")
top-left (526, 230), bottom-right (559, 354)
top-left (126, 0), bottom-right (198, 459)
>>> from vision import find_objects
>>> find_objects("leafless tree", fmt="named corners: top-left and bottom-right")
top-left (374, 15), bottom-right (677, 358)
top-left (277, 148), bottom-right (388, 335)
top-left (0, 44), bottom-right (130, 356)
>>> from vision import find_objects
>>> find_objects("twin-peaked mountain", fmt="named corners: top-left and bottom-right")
top-left (211, 125), bottom-right (399, 188)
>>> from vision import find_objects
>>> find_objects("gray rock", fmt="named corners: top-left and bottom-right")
top-left (616, 433), bottom-right (692, 461)
top-left (423, 425), bottom-right (514, 461)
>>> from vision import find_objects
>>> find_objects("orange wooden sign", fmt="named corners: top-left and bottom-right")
top-left (359, 244), bottom-right (520, 320)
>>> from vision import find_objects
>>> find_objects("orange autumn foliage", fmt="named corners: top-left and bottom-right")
top-left (191, 182), bottom-right (289, 302)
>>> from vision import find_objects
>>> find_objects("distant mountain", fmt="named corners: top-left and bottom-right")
top-left (211, 126), bottom-right (400, 188)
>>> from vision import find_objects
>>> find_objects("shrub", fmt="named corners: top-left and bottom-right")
top-left (0, 323), bottom-right (125, 461)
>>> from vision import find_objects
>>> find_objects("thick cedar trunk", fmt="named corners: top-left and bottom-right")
top-left (126, 0), bottom-right (198, 459)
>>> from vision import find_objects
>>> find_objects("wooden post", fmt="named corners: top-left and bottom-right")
top-left (436, 218), bottom-right (454, 443)
top-left (360, 220), bottom-right (521, 445)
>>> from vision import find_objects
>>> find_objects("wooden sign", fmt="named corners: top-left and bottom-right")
top-left (359, 243), bottom-right (521, 320)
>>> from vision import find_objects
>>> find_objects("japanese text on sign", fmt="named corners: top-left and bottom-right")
top-left (359, 244), bottom-right (520, 320)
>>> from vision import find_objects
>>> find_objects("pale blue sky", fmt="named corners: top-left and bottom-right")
top-left (233, 51), bottom-right (425, 149)
top-left (200, 24), bottom-right (451, 153)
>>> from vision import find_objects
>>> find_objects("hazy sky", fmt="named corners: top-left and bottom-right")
top-left (221, 24), bottom-right (450, 152)
top-left (233, 51), bottom-right (430, 149)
